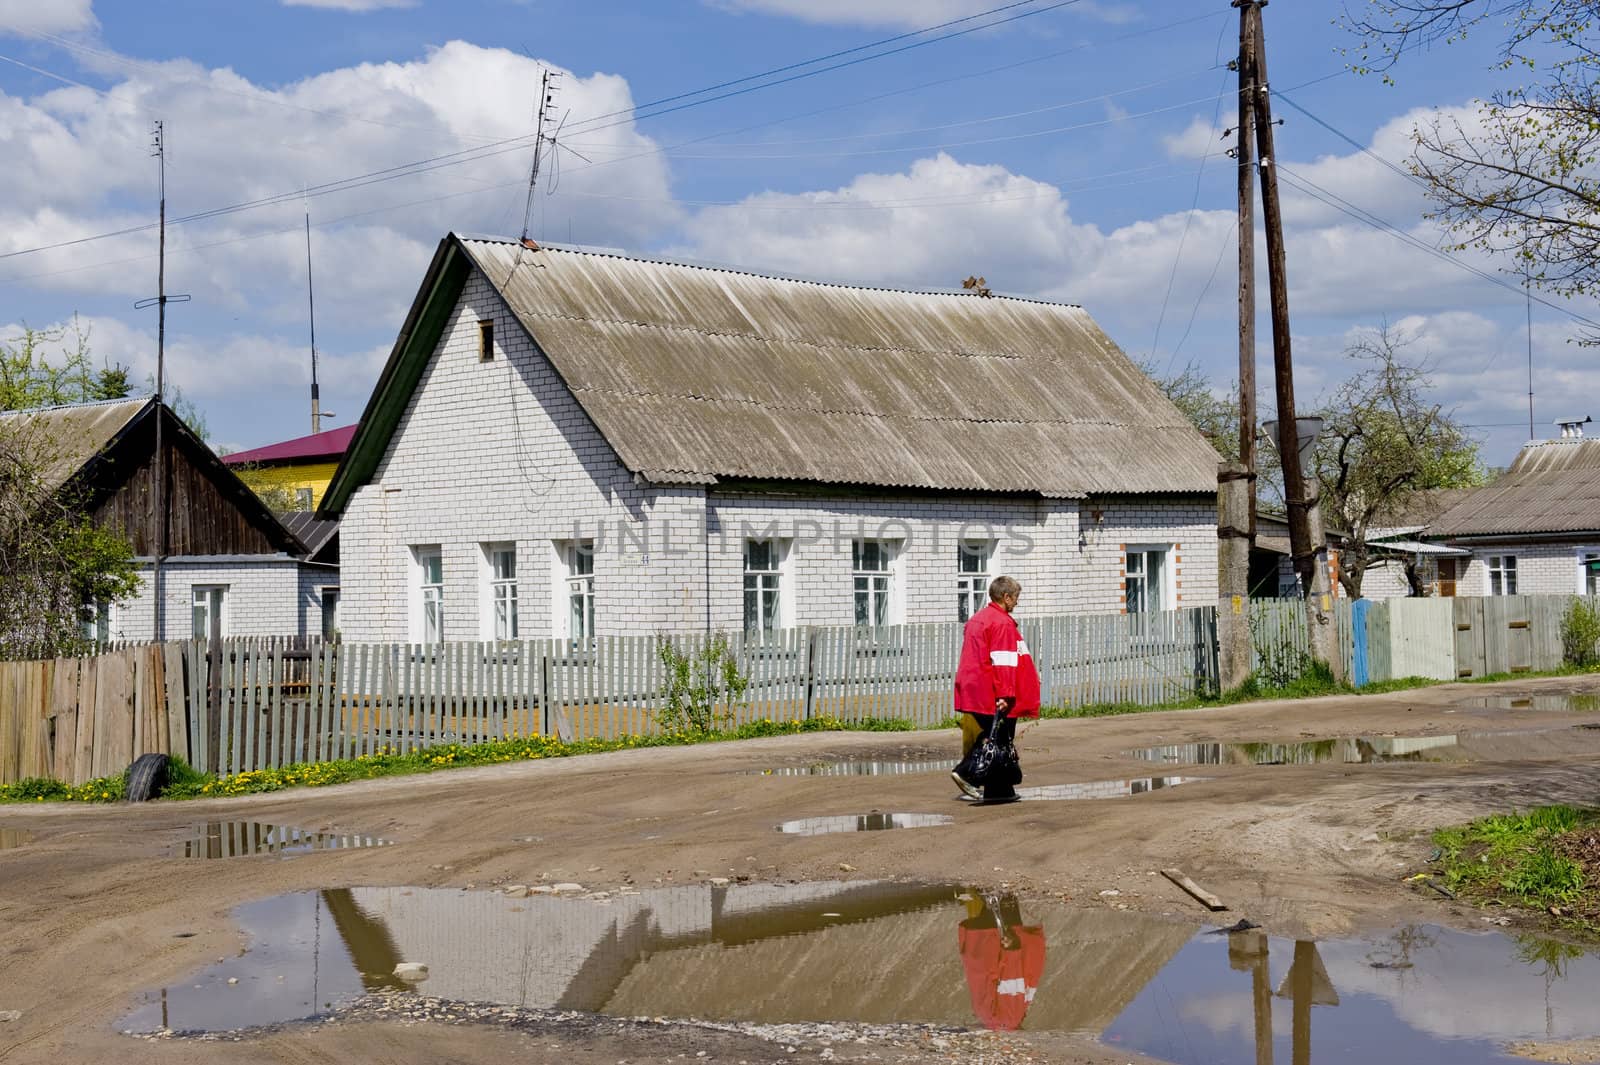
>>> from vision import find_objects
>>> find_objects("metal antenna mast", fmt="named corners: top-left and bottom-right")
top-left (519, 67), bottom-right (563, 244)
top-left (304, 189), bottom-right (328, 435)
top-left (134, 122), bottom-right (190, 639)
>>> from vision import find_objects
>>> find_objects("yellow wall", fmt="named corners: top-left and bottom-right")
top-left (234, 461), bottom-right (340, 509)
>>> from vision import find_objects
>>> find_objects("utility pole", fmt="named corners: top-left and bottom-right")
top-left (1249, 1), bottom-right (1341, 678)
top-left (305, 192), bottom-right (323, 435)
top-left (150, 122), bottom-right (168, 642)
top-left (1216, 0), bottom-right (1260, 692)
top-left (135, 123), bottom-right (190, 641)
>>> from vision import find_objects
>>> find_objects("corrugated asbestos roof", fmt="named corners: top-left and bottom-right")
top-left (458, 237), bottom-right (1219, 497)
top-left (1430, 438), bottom-right (1600, 537)
top-left (275, 511), bottom-right (340, 557)
top-left (0, 397), bottom-right (150, 494)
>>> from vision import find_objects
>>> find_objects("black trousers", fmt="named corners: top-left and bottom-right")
top-left (964, 713), bottom-right (1019, 800)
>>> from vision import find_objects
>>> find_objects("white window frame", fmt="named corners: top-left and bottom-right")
top-left (852, 539), bottom-right (900, 629)
top-left (553, 540), bottom-right (595, 641)
top-left (480, 542), bottom-right (519, 641)
top-left (1487, 553), bottom-right (1518, 597)
top-left (743, 538), bottom-right (791, 636)
top-left (1577, 547), bottom-right (1600, 596)
top-left (191, 585), bottom-right (228, 639)
top-left (81, 599), bottom-right (117, 644)
top-left (319, 586), bottom-right (340, 641)
top-left (411, 545), bottom-right (444, 643)
top-left (1126, 545), bottom-right (1173, 614)
top-left (956, 539), bottom-right (993, 622)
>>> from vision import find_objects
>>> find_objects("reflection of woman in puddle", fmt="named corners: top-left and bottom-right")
top-left (958, 892), bottom-right (1045, 1031)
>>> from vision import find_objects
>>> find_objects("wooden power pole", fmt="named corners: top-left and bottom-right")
top-left (1248, 0), bottom-right (1341, 676)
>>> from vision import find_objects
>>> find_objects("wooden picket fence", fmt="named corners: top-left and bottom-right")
top-left (0, 609), bottom-right (1221, 785)
top-left (15, 596), bottom-right (1591, 788)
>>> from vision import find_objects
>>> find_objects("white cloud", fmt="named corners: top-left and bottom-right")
top-left (1164, 114), bottom-right (1220, 160)
top-left (281, 0), bottom-right (415, 9)
top-left (0, 0), bottom-right (95, 35)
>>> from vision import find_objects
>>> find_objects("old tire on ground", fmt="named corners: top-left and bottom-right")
top-left (124, 753), bottom-right (171, 802)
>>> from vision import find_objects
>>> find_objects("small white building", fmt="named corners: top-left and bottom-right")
top-left (321, 235), bottom-right (1221, 642)
top-left (1422, 422), bottom-right (1600, 598)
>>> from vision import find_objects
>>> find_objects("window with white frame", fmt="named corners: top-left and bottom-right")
top-left (1125, 546), bottom-right (1169, 613)
top-left (191, 585), bottom-right (227, 639)
top-left (1488, 554), bottom-right (1518, 596)
top-left (956, 540), bottom-right (993, 622)
top-left (81, 599), bottom-right (115, 644)
top-left (413, 546), bottom-right (444, 642)
top-left (1580, 550), bottom-right (1600, 596)
top-left (484, 543), bottom-right (519, 640)
top-left (744, 539), bottom-right (784, 635)
top-left (853, 539), bottom-right (897, 628)
top-left (560, 540), bottom-right (595, 640)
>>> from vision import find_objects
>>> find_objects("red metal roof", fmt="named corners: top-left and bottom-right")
top-left (222, 423), bottom-right (358, 466)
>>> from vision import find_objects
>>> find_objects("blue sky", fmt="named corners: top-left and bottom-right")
top-left (0, 0), bottom-right (1590, 465)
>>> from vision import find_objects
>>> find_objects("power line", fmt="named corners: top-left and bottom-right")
top-left (1275, 163), bottom-right (1600, 332)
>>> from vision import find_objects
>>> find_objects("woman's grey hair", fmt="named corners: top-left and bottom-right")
top-left (988, 575), bottom-right (1021, 602)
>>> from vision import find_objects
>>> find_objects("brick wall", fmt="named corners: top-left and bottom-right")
top-left (112, 557), bottom-right (306, 640)
top-left (1455, 539), bottom-right (1600, 597)
top-left (339, 267), bottom-right (1221, 640)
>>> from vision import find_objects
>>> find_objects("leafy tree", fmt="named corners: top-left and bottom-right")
top-left (0, 420), bottom-right (141, 660)
top-left (1311, 323), bottom-right (1486, 597)
top-left (1139, 357), bottom-right (1241, 463)
top-left (1144, 329), bottom-right (1484, 597)
top-left (1344, 1), bottom-right (1600, 340)
top-left (0, 316), bottom-right (131, 410)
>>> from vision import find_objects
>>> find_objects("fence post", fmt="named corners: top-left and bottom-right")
top-left (801, 626), bottom-right (819, 720)
top-left (538, 642), bottom-right (552, 738)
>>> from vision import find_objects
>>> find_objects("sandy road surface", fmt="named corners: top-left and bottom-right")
top-left (3, 675), bottom-right (1599, 1065)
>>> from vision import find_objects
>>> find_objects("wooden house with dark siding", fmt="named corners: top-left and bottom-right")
top-left (1, 397), bottom-right (338, 641)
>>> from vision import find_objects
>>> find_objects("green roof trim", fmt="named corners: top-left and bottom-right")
top-left (320, 238), bottom-right (469, 516)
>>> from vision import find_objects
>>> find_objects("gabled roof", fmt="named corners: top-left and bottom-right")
top-left (0, 397), bottom-right (149, 494)
top-left (1430, 438), bottom-right (1600, 537)
top-left (1, 396), bottom-right (307, 557)
top-left (223, 423), bottom-right (357, 467)
top-left (323, 234), bottom-right (1219, 514)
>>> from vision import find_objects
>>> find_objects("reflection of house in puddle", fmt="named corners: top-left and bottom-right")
top-left (339, 882), bottom-right (1194, 1030)
top-left (1128, 735), bottom-right (1464, 767)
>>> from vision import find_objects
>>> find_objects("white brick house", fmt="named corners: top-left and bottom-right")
top-left (321, 235), bottom-right (1221, 641)
top-left (1423, 427), bottom-right (1600, 598)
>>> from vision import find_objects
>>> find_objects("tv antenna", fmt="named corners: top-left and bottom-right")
top-left (304, 189), bottom-right (335, 434)
top-left (519, 67), bottom-right (565, 244)
top-left (134, 119), bottom-right (190, 640)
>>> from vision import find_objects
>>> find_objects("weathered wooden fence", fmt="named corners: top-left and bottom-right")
top-left (1, 609), bottom-right (1220, 784)
top-left (7, 596), bottom-right (1594, 787)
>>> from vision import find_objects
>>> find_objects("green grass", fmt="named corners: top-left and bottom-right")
top-left (0, 715), bottom-right (917, 805)
top-left (1432, 805), bottom-right (1596, 917)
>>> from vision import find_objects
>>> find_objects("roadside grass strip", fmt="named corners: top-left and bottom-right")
top-left (1432, 805), bottom-right (1600, 934)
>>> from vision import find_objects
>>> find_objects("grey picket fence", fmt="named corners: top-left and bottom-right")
top-left (167, 607), bottom-right (1220, 777)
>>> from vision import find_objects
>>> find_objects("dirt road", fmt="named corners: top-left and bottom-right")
top-left (3, 675), bottom-right (1599, 1065)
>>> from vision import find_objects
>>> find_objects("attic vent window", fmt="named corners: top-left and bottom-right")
top-left (478, 319), bottom-right (494, 362)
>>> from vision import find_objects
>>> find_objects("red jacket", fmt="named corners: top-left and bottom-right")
top-left (953, 603), bottom-right (1041, 718)
top-left (959, 923), bottom-right (1047, 1031)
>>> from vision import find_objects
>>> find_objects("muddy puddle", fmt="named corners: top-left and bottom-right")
top-left (1015, 776), bottom-right (1205, 801)
top-left (1464, 693), bottom-right (1600, 712)
top-left (0, 828), bottom-right (32, 850)
top-left (122, 881), bottom-right (1600, 1062)
top-left (177, 822), bottom-right (390, 860)
top-left (776, 812), bottom-right (953, 835)
top-left (1127, 728), bottom-right (1599, 767)
top-left (749, 758), bottom-right (952, 777)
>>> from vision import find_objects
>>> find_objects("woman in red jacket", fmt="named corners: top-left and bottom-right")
top-left (952, 576), bottom-right (1041, 803)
